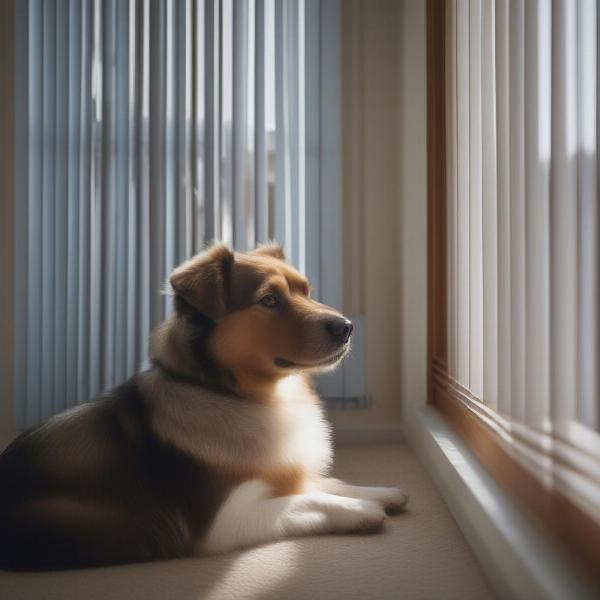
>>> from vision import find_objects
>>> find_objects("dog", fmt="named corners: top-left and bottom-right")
top-left (0, 243), bottom-right (407, 570)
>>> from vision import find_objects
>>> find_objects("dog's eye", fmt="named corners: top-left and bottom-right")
top-left (259, 294), bottom-right (280, 308)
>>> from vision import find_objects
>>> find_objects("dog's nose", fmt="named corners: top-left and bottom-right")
top-left (325, 317), bottom-right (353, 344)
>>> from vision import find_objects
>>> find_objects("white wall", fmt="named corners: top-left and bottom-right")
top-left (331, 0), bottom-right (427, 437)
top-left (397, 0), bottom-right (428, 430)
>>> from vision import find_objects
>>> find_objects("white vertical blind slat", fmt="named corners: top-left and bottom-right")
top-left (524, 0), bottom-right (551, 428)
top-left (481, 0), bottom-right (498, 410)
top-left (54, 0), bottom-right (69, 413)
top-left (114, 0), bottom-right (130, 385)
top-left (125, 0), bottom-right (138, 377)
top-left (266, 0), bottom-right (277, 241)
top-left (220, 0), bottom-right (234, 246)
top-left (192, 0), bottom-right (206, 255)
top-left (164, 0), bottom-right (177, 317)
top-left (42, 3), bottom-right (55, 416)
top-left (318, 0), bottom-right (342, 310)
top-left (233, 0), bottom-right (249, 250)
top-left (205, 0), bottom-right (221, 242)
top-left (274, 0), bottom-right (291, 257)
top-left (456, 0), bottom-right (470, 386)
top-left (508, 0), bottom-right (526, 422)
top-left (26, 0), bottom-right (43, 424)
top-left (550, 0), bottom-right (579, 426)
top-left (137, 0), bottom-right (151, 375)
top-left (495, 0), bottom-right (511, 417)
top-left (41, 0), bottom-right (57, 418)
top-left (446, 0), bottom-right (458, 379)
top-left (468, 0), bottom-right (483, 399)
top-left (177, 0), bottom-right (193, 263)
top-left (77, 0), bottom-right (92, 405)
top-left (579, 0), bottom-right (599, 430)
top-left (286, 0), bottom-right (300, 269)
top-left (312, 0), bottom-right (343, 397)
top-left (148, 0), bottom-right (166, 324)
top-left (89, 0), bottom-right (103, 399)
top-left (246, 0), bottom-right (256, 250)
top-left (297, 0), bottom-right (306, 275)
top-left (66, 0), bottom-right (82, 409)
top-left (304, 0), bottom-right (321, 298)
top-left (101, 0), bottom-right (117, 389)
top-left (254, 0), bottom-right (268, 242)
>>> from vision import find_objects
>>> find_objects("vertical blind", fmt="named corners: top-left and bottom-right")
top-left (14, 0), bottom-right (342, 427)
top-left (446, 0), bottom-right (600, 517)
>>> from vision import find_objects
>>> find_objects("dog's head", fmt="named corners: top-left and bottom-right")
top-left (168, 243), bottom-right (353, 385)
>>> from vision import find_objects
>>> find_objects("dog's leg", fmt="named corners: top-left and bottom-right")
top-left (313, 478), bottom-right (408, 514)
top-left (198, 479), bottom-right (387, 555)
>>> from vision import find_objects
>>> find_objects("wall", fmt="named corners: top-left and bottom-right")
top-left (330, 0), bottom-right (427, 438)
top-left (397, 0), bottom-right (428, 431)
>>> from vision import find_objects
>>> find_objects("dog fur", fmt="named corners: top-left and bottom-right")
top-left (0, 244), bottom-right (407, 570)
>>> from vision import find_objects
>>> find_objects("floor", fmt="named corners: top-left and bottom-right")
top-left (0, 444), bottom-right (495, 600)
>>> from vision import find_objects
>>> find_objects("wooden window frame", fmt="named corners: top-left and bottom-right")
top-left (426, 0), bottom-right (600, 586)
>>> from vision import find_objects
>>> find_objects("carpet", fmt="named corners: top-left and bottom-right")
top-left (0, 443), bottom-right (495, 600)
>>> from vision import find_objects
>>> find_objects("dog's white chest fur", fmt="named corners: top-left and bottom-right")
top-left (269, 375), bottom-right (333, 475)
top-left (146, 373), bottom-right (333, 478)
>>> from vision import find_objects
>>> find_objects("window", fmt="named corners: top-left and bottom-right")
top-left (428, 0), bottom-right (600, 579)
top-left (12, 0), bottom-right (364, 428)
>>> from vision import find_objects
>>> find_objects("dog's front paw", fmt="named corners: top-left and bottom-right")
top-left (326, 498), bottom-right (386, 534)
top-left (376, 487), bottom-right (409, 515)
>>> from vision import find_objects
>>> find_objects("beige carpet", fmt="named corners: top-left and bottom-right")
top-left (0, 444), bottom-right (495, 600)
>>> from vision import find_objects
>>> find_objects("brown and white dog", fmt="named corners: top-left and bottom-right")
top-left (0, 244), bottom-right (407, 570)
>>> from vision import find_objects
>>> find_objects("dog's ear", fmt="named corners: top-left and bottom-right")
top-left (249, 243), bottom-right (285, 261)
top-left (170, 244), bottom-right (234, 320)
